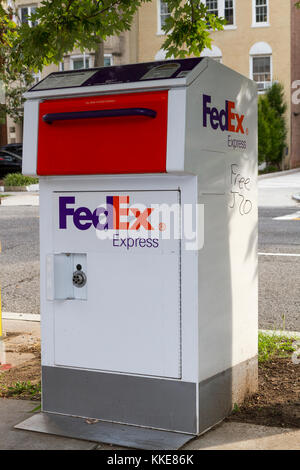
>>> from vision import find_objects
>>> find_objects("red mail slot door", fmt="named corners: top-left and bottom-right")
top-left (37, 91), bottom-right (168, 175)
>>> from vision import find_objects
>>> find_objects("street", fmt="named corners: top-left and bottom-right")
top-left (0, 172), bottom-right (300, 330)
top-left (259, 207), bottom-right (300, 330)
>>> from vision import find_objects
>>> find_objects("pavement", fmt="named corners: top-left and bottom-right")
top-left (0, 192), bottom-right (39, 207)
top-left (0, 397), bottom-right (299, 450)
top-left (0, 171), bottom-right (300, 450)
top-left (0, 205), bottom-right (40, 314)
top-left (258, 170), bottom-right (300, 207)
top-left (259, 206), bottom-right (300, 331)
top-left (0, 318), bottom-right (299, 450)
top-left (1, 170), bottom-right (299, 208)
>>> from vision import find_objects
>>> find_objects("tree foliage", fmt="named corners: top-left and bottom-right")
top-left (0, 2), bottom-right (34, 122)
top-left (13, 0), bottom-right (152, 71)
top-left (258, 83), bottom-right (287, 168)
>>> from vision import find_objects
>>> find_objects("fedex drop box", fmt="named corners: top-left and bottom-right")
top-left (21, 58), bottom-right (258, 439)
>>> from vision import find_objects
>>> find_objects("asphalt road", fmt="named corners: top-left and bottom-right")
top-left (0, 199), bottom-right (299, 331)
top-left (0, 206), bottom-right (40, 314)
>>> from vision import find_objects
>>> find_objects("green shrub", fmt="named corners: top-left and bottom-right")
top-left (3, 173), bottom-right (39, 187)
top-left (258, 332), bottom-right (296, 363)
top-left (258, 82), bottom-right (287, 169)
top-left (259, 165), bottom-right (278, 175)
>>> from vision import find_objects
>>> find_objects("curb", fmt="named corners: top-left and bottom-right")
top-left (259, 329), bottom-right (300, 339)
top-left (258, 168), bottom-right (300, 180)
top-left (292, 193), bottom-right (300, 202)
top-left (1, 314), bottom-right (299, 338)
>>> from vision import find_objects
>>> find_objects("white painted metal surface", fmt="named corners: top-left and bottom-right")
top-left (22, 100), bottom-right (39, 176)
top-left (39, 174), bottom-right (199, 382)
top-left (49, 189), bottom-right (181, 378)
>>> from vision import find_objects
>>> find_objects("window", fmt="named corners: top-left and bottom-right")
top-left (157, 0), bottom-right (170, 34)
top-left (206, 0), bottom-right (218, 17)
top-left (71, 55), bottom-right (90, 70)
top-left (19, 5), bottom-right (37, 27)
top-left (205, 0), bottom-right (235, 27)
top-left (252, 0), bottom-right (269, 27)
top-left (104, 54), bottom-right (113, 67)
top-left (250, 42), bottom-right (272, 91)
top-left (32, 71), bottom-right (41, 85)
top-left (252, 56), bottom-right (271, 91)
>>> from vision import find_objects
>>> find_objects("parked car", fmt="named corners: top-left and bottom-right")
top-left (0, 150), bottom-right (22, 177)
top-left (0, 143), bottom-right (23, 158)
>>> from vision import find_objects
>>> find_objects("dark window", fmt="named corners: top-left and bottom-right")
top-left (20, 5), bottom-right (38, 27)
top-left (206, 0), bottom-right (218, 17)
top-left (225, 0), bottom-right (234, 25)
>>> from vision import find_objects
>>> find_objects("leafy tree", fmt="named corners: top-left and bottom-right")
top-left (258, 97), bottom-right (272, 165)
top-left (13, 0), bottom-right (152, 71)
top-left (266, 82), bottom-right (287, 169)
top-left (0, 2), bottom-right (34, 123)
top-left (267, 82), bottom-right (287, 117)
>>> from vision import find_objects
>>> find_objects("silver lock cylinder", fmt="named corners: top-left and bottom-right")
top-left (72, 269), bottom-right (87, 288)
top-left (47, 253), bottom-right (87, 300)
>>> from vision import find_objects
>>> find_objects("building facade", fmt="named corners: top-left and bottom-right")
top-left (5, 1), bottom-right (300, 168)
top-left (6, 0), bottom-right (138, 144)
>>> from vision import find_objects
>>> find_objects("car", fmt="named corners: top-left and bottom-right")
top-left (0, 143), bottom-right (23, 158)
top-left (0, 149), bottom-right (22, 177)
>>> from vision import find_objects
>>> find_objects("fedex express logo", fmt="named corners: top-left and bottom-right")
top-left (59, 196), bottom-right (154, 231)
top-left (58, 196), bottom-right (206, 251)
top-left (203, 94), bottom-right (246, 135)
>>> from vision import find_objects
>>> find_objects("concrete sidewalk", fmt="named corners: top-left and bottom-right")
top-left (0, 398), bottom-right (299, 450)
top-left (0, 318), bottom-right (299, 450)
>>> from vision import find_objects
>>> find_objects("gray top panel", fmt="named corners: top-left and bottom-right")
top-left (29, 58), bottom-right (203, 92)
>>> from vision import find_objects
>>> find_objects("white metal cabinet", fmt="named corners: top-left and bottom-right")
top-left (51, 190), bottom-right (181, 378)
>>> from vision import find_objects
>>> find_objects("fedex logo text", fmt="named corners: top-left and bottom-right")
top-left (203, 94), bottom-right (245, 134)
top-left (59, 196), bottom-right (154, 231)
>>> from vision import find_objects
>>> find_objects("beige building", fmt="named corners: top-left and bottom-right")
top-left (5, 1), bottom-right (300, 167)
top-left (6, 0), bottom-right (138, 144)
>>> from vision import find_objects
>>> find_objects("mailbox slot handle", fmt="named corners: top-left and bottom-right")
top-left (43, 108), bottom-right (157, 124)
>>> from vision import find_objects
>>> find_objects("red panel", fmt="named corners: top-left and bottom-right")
top-left (37, 91), bottom-right (168, 175)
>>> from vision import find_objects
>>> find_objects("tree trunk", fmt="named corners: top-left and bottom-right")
top-left (93, 41), bottom-right (104, 67)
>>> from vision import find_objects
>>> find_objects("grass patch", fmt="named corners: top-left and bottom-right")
top-left (3, 173), bottom-right (39, 187)
top-left (1, 381), bottom-right (41, 399)
top-left (258, 332), bottom-right (296, 363)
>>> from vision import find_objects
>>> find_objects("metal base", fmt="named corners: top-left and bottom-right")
top-left (15, 412), bottom-right (195, 450)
